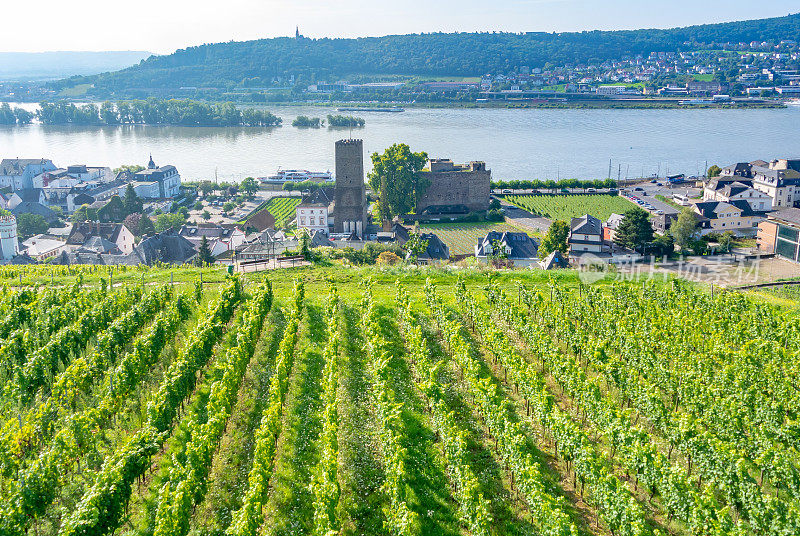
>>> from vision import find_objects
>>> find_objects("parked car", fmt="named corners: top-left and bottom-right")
top-left (501, 189), bottom-right (513, 194)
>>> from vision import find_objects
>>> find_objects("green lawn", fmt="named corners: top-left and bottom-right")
top-left (417, 221), bottom-right (532, 256)
top-left (503, 194), bottom-right (636, 222)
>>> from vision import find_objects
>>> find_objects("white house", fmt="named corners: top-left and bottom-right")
top-left (0, 159), bottom-right (57, 191)
top-left (569, 214), bottom-right (604, 254)
top-left (178, 224), bottom-right (246, 257)
top-left (133, 156), bottom-right (182, 198)
top-left (296, 204), bottom-right (330, 235)
top-left (702, 181), bottom-right (773, 212)
top-left (22, 235), bottom-right (65, 261)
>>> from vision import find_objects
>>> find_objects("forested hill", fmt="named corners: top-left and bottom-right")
top-left (57, 13), bottom-right (800, 94)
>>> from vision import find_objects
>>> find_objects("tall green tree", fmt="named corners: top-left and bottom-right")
top-left (123, 185), bottom-right (143, 217)
top-left (403, 233), bottom-right (429, 263)
top-left (16, 213), bottom-right (49, 237)
top-left (539, 220), bottom-right (569, 257)
top-left (671, 208), bottom-right (701, 250)
top-left (240, 177), bottom-right (259, 199)
top-left (614, 208), bottom-right (654, 253)
top-left (195, 236), bottom-right (215, 266)
top-left (367, 144), bottom-right (429, 221)
top-left (707, 165), bottom-right (722, 178)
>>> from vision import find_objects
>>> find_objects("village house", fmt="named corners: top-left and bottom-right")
top-left (692, 200), bottom-right (766, 235)
top-left (568, 214), bottom-right (604, 255)
top-left (475, 231), bottom-right (539, 267)
top-left (66, 222), bottom-right (136, 255)
top-left (178, 224), bottom-right (246, 257)
top-left (296, 203), bottom-right (330, 235)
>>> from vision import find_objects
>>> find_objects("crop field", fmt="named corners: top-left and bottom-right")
top-left (0, 263), bottom-right (798, 536)
top-left (503, 194), bottom-right (636, 221)
top-left (263, 197), bottom-right (302, 227)
top-left (417, 222), bottom-right (532, 256)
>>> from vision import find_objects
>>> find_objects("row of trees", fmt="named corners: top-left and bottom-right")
top-left (290, 114), bottom-right (366, 128)
top-left (492, 178), bottom-right (618, 191)
top-left (0, 103), bottom-right (34, 125)
top-left (36, 99), bottom-right (282, 127)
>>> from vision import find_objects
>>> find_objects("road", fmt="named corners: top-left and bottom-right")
top-left (499, 201), bottom-right (551, 234)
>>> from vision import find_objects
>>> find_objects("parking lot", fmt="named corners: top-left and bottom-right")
top-left (622, 180), bottom-right (702, 217)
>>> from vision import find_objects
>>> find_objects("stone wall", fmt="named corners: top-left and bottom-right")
top-left (417, 160), bottom-right (491, 213)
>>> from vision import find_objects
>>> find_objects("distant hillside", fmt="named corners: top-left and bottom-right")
top-left (0, 51), bottom-right (152, 81)
top-left (55, 14), bottom-right (800, 96)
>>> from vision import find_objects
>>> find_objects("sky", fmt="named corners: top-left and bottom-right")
top-left (1, 0), bottom-right (797, 54)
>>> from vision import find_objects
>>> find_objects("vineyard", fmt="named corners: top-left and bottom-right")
top-left (417, 222), bottom-right (532, 256)
top-left (263, 197), bottom-right (302, 227)
top-left (0, 264), bottom-right (798, 536)
top-left (503, 194), bottom-right (636, 221)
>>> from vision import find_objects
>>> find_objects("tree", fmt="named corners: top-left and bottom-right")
top-left (707, 165), bottom-right (722, 178)
top-left (154, 212), bottom-right (187, 232)
top-left (376, 251), bottom-right (401, 265)
top-left (367, 144), bottom-right (429, 221)
top-left (201, 210), bottom-right (211, 221)
top-left (124, 212), bottom-right (155, 237)
top-left (199, 181), bottom-right (215, 197)
top-left (718, 230), bottom-right (735, 253)
top-left (403, 233), bottom-right (429, 263)
top-left (240, 177), bottom-right (259, 199)
top-left (113, 164), bottom-right (145, 175)
top-left (671, 208), bottom-right (701, 251)
top-left (16, 213), bottom-right (49, 237)
top-left (72, 204), bottom-right (99, 223)
top-left (652, 233), bottom-right (675, 257)
top-left (123, 184), bottom-right (143, 215)
top-left (539, 220), bottom-right (569, 257)
top-left (195, 236), bottom-right (215, 266)
top-left (614, 208), bottom-right (654, 253)
top-left (298, 229), bottom-right (311, 259)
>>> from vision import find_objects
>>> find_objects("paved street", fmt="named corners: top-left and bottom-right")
top-left (499, 201), bottom-right (551, 234)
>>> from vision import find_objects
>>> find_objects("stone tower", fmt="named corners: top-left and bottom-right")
top-left (334, 139), bottom-right (367, 236)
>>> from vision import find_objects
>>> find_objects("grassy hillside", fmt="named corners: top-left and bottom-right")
top-left (0, 264), bottom-right (797, 536)
top-left (52, 13), bottom-right (800, 96)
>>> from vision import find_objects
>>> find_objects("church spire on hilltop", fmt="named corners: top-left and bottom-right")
top-left (295, 26), bottom-right (301, 39)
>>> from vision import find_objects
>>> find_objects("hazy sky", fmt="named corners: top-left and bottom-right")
top-left (2, 0), bottom-right (797, 54)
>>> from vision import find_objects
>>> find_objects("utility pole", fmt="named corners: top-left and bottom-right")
top-left (608, 159), bottom-right (613, 180)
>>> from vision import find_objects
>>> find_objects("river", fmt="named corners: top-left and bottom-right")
top-left (1, 104), bottom-right (799, 182)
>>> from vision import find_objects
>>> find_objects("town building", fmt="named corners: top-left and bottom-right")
top-left (713, 158), bottom-right (800, 209)
top-left (296, 204), bottom-right (330, 235)
top-left (475, 231), bottom-right (539, 267)
top-left (757, 208), bottom-right (800, 261)
top-left (692, 200), bottom-right (766, 235)
top-left (751, 161), bottom-right (800, 209)
top-left (8, 189), bottom-right (46, 209)
top-left (66, 222), bottom-right (136, 255)
top-left (333, 139), bottom-right (367, 236)
top-left (569, 214), bottom-right (604, 254)
top-left (702, 180), bottom-right (773, 211)
top-left (0, 214), bottom-right (20, 261)
top-left (22, 235), bottom-right (67, 261)
top-left (178, 224), bottom-right (246, 257)
top-left (0, 158), bottom-right (57, 191)
top-left (133, 155), bottom-right (182, 198)
top-left (417, 159), bottom-right (491, 214)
